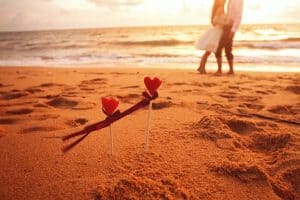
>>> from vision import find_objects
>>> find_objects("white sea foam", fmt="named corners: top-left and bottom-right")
top-left (0, 24), bottom-right (299, 71)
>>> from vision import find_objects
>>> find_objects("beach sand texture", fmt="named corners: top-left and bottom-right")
top-left (0, 67), bottom-right (299, 199)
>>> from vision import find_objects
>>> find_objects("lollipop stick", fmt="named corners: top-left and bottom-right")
top-left (110, 124), bottom-right (113, 155)
top-left (145, 101), bottom-right (152, 151)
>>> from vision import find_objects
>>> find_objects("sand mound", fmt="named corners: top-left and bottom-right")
top-left (248, 133), bottom-right (291, 152)
top-left (6, 108), bottom-right (34, 115)
top-left (100, 176), bottom-right (191, 200)
top-left (47, 97), bottom-right (78, 109)
top-left (192, 116), bottom-right (233, 141)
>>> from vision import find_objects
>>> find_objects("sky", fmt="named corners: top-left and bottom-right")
top-left (0, 0), bottom-right (299, 31)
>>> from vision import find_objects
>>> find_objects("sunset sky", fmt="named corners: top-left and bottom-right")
top-left (0, 0), bottom-right (299, 31)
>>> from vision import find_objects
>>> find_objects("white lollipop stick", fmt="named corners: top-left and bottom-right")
top-left (109, 124), bottom-right (113, 155)
top-left (145, 101), bottom-right (153, 151)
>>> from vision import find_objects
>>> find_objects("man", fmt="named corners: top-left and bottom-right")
top-left (215, 0), bottom-right (243, 75)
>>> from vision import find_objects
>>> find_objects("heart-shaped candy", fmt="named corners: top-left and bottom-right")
top-left (144, 76), bottom-right (162, 96)
top-left (101, 97), bottom-right (119, 116)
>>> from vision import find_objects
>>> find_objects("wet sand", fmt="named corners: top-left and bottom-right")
top-left (0, 67), bottom-right (299, 199)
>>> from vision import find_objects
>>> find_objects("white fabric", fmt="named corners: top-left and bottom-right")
top-left (227, 0), bottom-right (243, 32)
top-left (195, 26), bottom-right (223, 53)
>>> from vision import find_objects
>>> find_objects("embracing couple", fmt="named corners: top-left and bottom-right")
top-left (196, 0), bottom-right (243, 75)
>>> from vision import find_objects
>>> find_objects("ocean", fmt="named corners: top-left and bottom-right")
top-left (0, 24), bottom-right (300, 72)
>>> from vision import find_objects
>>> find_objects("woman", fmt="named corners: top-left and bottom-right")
top-left (195, 0), bottom-right (229, 74)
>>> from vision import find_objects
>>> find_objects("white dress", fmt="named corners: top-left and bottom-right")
top-left (195, 14), bottom-right (229, 53)
top-left (195, 26), bottom-right (223, 53)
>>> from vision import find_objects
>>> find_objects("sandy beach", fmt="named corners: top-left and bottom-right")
top-left (0, 67), bottom-right (299, 199)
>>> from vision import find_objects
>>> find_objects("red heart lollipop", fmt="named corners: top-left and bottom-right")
top-left (144, 76), bottom-right (162, 96)
top-left (101, 97), bottom-right (119, 116)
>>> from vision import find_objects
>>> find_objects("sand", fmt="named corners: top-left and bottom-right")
top-left (0, 67), bottom-right (299, 200)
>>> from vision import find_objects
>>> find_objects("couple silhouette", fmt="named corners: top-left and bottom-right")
top-left (196, 0), bottom-right (243, 75)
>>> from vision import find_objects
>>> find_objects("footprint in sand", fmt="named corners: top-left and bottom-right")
top-left (33, 114), bottom-right (60, 121)
top-left (242, 102), bottom-right (265, 111)
top-left (120, 85), bottom-right (140, 89)
top-left (255, 90), bottom-right (270, 95)
top-left (228, 85), bottom-right (240, 90)
top-left (63, 87), bottom-right (77, 91)
top-left (202, 82), bottom-right (217, 87)
top-left (39, 94), bottom-right (61, 100)
top-left (152, 101), bottom-right (173, 110)
top-left (225, 118), bottom-right (260, 135)
top-left (0, 118), bottom-right (19, 125)
top-left (33, 103), bottom-right (49, 108)
top-left (182, 89), bottom-right (193, 93)
top-left (25, 87), bottom-right (44, 94)
top-left (0, 101), bottom-right (38, 108)
top-left (80, 78), bottom-right (107, 85)
top-left (117, 93), bottom-right (141, 103)
top-left (0, 91), bottom-right (29, 100)
top-left (21, 126), bottom-right (59, 134)
top-left (77, 78), bottom-right (106, 91)
top-left (47, 97), bottom-right (78, 109)
top-left (219, 92), bottom-right (238, 100)
top-left (6, 108), bottom-right (34, 115)
top-left (66, 118), bottom-right (89, 127)
top-left (79, 87), bottom-right (95, 91)
top-left (286, 85), bottom-right (300, 95)
top-left (172, 82), bottom-right (188, 86)
top-left (267, 105), bottom-right (297, 115)
top-left (239, 95), bottom-right (262, 102)
top-left (61, 89), bottom-right (80, 98)
top-left (270, 165), bottom-right (300, 200)
top-left (211, 162), bottom-right (268, 183)
top-left (248, 133), bottom-right (291, 152)
top-left (39, 83), bottom-right (64, 88)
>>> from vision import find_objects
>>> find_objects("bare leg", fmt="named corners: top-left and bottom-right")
top-left (225, 32), bottom-right (235, 75)
top-left (227, 59), bottom-right (234, 75)
top-left (214, 56), bottom-right (222, 75)
top-left (197, 51), bottom-right (211, 74)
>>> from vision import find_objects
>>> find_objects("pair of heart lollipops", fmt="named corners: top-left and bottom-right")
top-left (62, 76), bottom-right (162, 155)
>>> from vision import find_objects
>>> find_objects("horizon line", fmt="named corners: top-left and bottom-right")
top-left (1, 22), bottom-right (300, 33)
